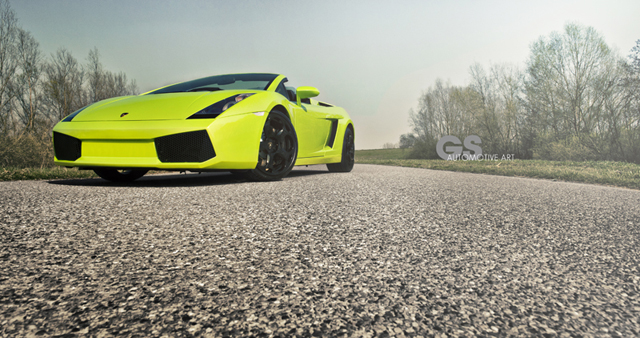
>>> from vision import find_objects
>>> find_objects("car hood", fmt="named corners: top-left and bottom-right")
top-left (73, 91), bottom-right (253, 122)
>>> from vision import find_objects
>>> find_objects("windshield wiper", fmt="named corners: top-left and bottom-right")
top-left (187, 87), bottom-right (223, 92)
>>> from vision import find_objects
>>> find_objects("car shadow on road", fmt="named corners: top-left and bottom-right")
top-left (47, 167), bottom-right (333, 188)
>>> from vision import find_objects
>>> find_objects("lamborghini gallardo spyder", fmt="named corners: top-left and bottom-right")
top-left (52, 73), bottom-right (355, 182)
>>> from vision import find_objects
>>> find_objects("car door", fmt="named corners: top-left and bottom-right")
top-left (293, 101), bottom-right (332, 158)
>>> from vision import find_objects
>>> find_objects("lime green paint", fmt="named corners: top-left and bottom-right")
top-left (297, 86), bottom-right (320, 99)
top-left (74, 91), bottom-right (263, 122)
top-left (266, 74), bottom-right (288, 92)
top-left (53, 74), bottom-right (353, 171)
top-left (295, 155), bottom-right (342, 166)
top-left (295, 86), bottom-right (319, 106)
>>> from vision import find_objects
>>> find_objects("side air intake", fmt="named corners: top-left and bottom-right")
top-left (326, 120), bottom-right (339, 148)
top-left (154, 130), bottom-right (215, 163)
top-left (53, 132), bottom-right (81, 161)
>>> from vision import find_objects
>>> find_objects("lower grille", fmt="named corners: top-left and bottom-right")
top-left (154, 130), bottom-right (215, 163)
top-left (53, 132), bottom-right (81, 161)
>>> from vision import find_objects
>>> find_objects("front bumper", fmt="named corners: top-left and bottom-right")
top-left (52, 112), bottom-right (265, 170)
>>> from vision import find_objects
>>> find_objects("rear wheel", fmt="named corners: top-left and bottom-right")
top-left (94, 169), bottom-right (148, 182)
top-left (244, 111), bottom-right (298, 181)
top-left (327, 127), bottom-right (355, 172)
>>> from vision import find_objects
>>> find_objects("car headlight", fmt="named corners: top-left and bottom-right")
top-left (187, 93), bottom-right (254, 119)
top-left (62, 106), bottom-right (88, 122)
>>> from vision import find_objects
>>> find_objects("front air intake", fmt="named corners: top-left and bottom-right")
top-left (154, 130), bottom-right (215, 163)
top-left (53, 132), bottom-right (81, 161)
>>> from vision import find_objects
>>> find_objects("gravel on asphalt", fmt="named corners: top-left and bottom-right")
top-left (1, 164), bottom-right (640, 337)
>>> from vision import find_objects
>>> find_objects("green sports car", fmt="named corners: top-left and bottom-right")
top-left (52, 73), bottom-right (355, 182)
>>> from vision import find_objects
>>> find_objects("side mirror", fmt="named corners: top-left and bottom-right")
top-left (296, 86), bottom-right (319, 106)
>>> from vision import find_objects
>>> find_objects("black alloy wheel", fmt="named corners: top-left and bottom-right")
top-left (327, 127), bottom-right (355, 172)
top-left (244, 111), bottom-right (298, 181)
top-left (93, 169), bottom-right (148, 182)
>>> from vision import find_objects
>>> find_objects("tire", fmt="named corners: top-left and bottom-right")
top-left (327, 127), bottom-right (355, 172)
top-left (244, 111), bottom-right (298, 181)
top-left (94, 169), bottom-right (148, 182)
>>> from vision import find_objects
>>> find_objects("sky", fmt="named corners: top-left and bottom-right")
top-left (11, 0), bottom-right (640, 149)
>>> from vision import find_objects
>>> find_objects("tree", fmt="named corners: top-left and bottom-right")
top-left (522, 23), bottom-right (630, 160)
top-left (619, 40), bottom-right (640, 162)
top-left (0, 0), bottom-right (17, 134)
top-left (86, 47), bottom-right (105, 102)
top-left (11, 28), bottom-right (42, 132)
top-left (406, 24), bottom-right (639, 162)
top-left (42, 48), bottom-right (85, 121)
top-left (86, 47), bottom-right (137, 103)
top-left (382, 142), bottom-right (397, 149)
top-left (468, 63), bottom-right (525, 157)
top-left (0, 0), bottom-right (141, 168)
top-left (410, 79), bottom-right (470, 141)
top-left (399, 133), bottom-right (416, 149)
top-left (524, 23), bottom-right (620, 137)
top-left (630, 40), bottom-right (640, 73)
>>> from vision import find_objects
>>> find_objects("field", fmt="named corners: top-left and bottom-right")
top-left (356, 148), bottom-right (640, 190)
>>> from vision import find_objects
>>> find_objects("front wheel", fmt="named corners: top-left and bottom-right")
top-left (327, 127), bottom-right (355, 172)
top-left (94, 169), bottom-right (148, 182)
top-left (244, 111), bottom-right (298, 181)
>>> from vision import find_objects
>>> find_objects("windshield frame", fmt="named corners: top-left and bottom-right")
top-left (147, 73), bottom-right (280, 94)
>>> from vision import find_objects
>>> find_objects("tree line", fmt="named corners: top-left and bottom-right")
top-left (0, 0), bottom-right (137, 167)
top-left (401, 23), bottom-right (640, 163)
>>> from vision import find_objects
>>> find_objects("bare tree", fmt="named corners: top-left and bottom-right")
top-left (42, 48), bottom-right (85, 121)
top-left (406, 24), bottom-right (638, 162)
top-left (399, 133), bottom-right (416, 149)
top-left (86, 48), bottom-right (138, 103)
top-left (468, 63), bottom-right (525, 156)
top-left (382, 142), bottom-right (397, 149)
top-left (104, 71), bottom-right (137, 97)
top-left (629, 40), bottom-right (640, 74)
top-left (618, 40), bottom-right (640, 162)
top-left (525, 23), bottom-right (620, 136)
top-left (86, 47), bottom-right (104, 102)
top-left (410, 79), bottom-right (470, 141)
top-left (0, 1), bottom-right (142, 168)
top-left (469, 63), bottom-right (501, 152)
top-left (407, 80), bottom-right (475, 158)
top-left (493, 64), bottom-right (525, 156)
top-left (11, 28), bottom-right (42, 132)
top-left (522, 23), bottom-right (631, 160)
top-left (0, 0), bottom-right (17, 134)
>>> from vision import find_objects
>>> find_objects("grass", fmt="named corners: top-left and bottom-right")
top-left (356, 149), bottom-right (640, 190)
top-left (0, 167), bottom-right (181, 181)
top-left (0, 167), bottom-right (97, 181)
top-left (2, 148), bottom-right (639, 190)
top-left (356, 148), bottom-right (408, 160)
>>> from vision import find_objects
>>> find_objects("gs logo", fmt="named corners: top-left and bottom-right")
top-left (436, 135), bottom-right (482, 160)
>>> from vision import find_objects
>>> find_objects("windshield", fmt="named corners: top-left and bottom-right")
top-left (148, 73), bottom-right (279, 94)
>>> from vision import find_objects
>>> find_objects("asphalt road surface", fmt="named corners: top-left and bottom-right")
top-left (1, 164), bottom-right (640, 337)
